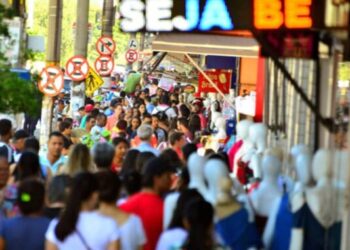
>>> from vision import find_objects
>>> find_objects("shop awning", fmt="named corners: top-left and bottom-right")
top-left (152, 34), bottom-right (259, 58)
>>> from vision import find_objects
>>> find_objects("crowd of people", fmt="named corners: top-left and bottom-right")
top-left (0, 75), bottom-right (265, 250)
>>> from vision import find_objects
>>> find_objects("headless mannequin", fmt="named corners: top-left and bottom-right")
top-left (232, 120), bottom-right (253, 175)
top-left (204, 159), bottom-right (230, 205)
top-left (263, 148), bottom-right (306, 249)
top-left (243, 123), bottom-right (268, 179)
top-left (210, 101), bottom-right (222, 131)
top-left (211, 117), bottom-right (227, 152)
top-left (290, 149), bottom-right (343, 250)
top-left (249, 153), bottom-right (283, 236)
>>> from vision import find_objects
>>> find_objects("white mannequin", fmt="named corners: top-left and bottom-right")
top-left (210, 101), bottom-right (222, 130)
top-left (242, 123), bottom-right (268, 179)
top-left (249, 153), bottom-right (283, 217)
top-left (211, 117), bottom-right (227, 152)
top-left (232, 120), bottom-right (253, 175)
top-left (188, 153), bottom-right (207, 197)
top-left (289, 149), bottom-right (343, 250)
top-left (204, 159), bottom-right (229, 205)
top-left (263, 149), bottom-right (310, 248)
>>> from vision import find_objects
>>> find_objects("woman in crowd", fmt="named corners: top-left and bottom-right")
top-left (138, 103), bottom-right (148, 121)
top-left (96, 171), bottom-right (146, 250)
top-left (156, 189), bottom-right (204, 250)
top-left (64, 143), bottom-right (95, 176)
top-left (45, 172), bottom-right (120, 250)
top-left (3, 151), bottom-right (43, 218)
top-left (0, 179), bottom-right (50, 250)
top-left (111, 137), bottom-right (130, 173)
top-left (120, 149), bottom-right (140, 175)
top-left (127, 117), bottom-right (141, 139)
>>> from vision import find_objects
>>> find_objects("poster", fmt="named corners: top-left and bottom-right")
top-left (198, 69), bottom-right (232, 94)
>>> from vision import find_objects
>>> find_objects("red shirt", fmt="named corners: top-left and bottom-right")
top-left (119, 192), bottom-right (164, 250)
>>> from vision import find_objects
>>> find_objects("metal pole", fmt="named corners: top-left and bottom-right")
top-left (138, 33), bottom-right (145, 70)
top-left (39, 0), bottom-right (63, 147)
top-left (101, 0), bottom-right (115, 87)
top-left (70, 0), bottom-right (90, 117)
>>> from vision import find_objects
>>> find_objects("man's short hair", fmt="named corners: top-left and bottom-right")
top-left (169, 131), bottom-right (184, 146)
top-left (58, 121), bottom-right (72, 133)
top-left (142, 157), bottom-right (175, 188)
top-left (24, 137), bottom-right (40, 153)
top-left (110, 98), bottom-right (121, 108)
top-left (0, 119), bottom-right (12, 136)
top-left (86, 115), bottom-right (95, 123)
top-left (137, 125), bottom-right (153, 141)
top-left (13, 129), bottom-right (28, 142)
top-left (92, 143), bottom-right (115, 169)
top-left (48, 131), bottom-right (64, 141)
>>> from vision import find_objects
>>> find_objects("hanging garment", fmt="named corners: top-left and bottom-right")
top-left (215, 208), bottom-right (262, 250)
top-left (236, 157), bottom-right (254, 185)
top-left (292, 197), bottom-right (342, 250)
top-left (271, 193), bottom-right (293, 250)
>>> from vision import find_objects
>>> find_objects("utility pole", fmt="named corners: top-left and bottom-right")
top-left (70, 0), bottom-right (90, 117)
top-left (101, 0), bottom-right (115, 88)
top-left (138, 33), bottom-right (145, 70)
top-left (39, 0), bottom-right (63, 147)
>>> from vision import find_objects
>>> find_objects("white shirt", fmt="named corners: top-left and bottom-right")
top-left (46, 211), bottom-right (120, 250)
top-left (152, 105), bottom-right (177, 119)
top-left (120, 214), bottom-right (146, 250)
top-left (156, 228), bottom-right (188, 250)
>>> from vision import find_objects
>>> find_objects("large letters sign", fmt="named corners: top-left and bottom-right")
top-left (119, 0), bottom-right (325, 32)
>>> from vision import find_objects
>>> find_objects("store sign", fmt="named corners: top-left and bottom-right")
top-left (119, 0), bottom-right (323, 32)
top-left (198, 69), bottom-right (231, 94)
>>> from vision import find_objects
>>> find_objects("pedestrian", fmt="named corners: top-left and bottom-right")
top-left (85, 115), bottom-right (96, 134)
top-left (0, 179), bottom-right (50, 250)
top-left (92, 142), bottom-right (115, 171)
top-left (44, 175), bottom-right (72, 219)
top-left (40, 132), bottom-right (66, 176)
top-left (120, 149), bottom-right (140, 175)
top-left (45, 173), bottom-right (120, 250)
top-left (0, 119), bottom-right (14, 164)
top-left (111, 137), bottom-right (129, 173)
top-left (96, 171), bottom-right (146, 250)
top-left (106, 103), bottom-right (124, 131)
top-left (134, 125), bottom-right (159, 156)
top-left (177, 118), bottom-right (193, 142)
top-left (119, 157), bottom-right (174, 250)
top-left (11, 129), bottom-right (28, 163)
top-left (91, 113), bottom-right (107, 142)
top-left (126, 116), bottom-right (141, 139)
top-left (169, 131), bottom-right (187, 160)
top-left (135, 151), bottom-right (156, 174)
top-left (79, 104), bottom-right (94, 129)
top-left (64, 143), bottom-right (95, 176)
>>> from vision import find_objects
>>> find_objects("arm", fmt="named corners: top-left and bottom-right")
top-left (107, 240), bottom-right (119, 250)
top-left (0, 237), bottom-right (5, 250)
top-left (45, 240), bottom-right (58, 250)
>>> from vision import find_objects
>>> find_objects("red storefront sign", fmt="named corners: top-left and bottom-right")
top-left (198, 69), bottom-right (231, 94)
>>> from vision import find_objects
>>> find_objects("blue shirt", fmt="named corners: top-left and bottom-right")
top-left (135, 142), bottom-right (160, 156)
top-left (40, 155), bottom-right (66, 175)
top-left (0, 216), bottom-right (50, 250)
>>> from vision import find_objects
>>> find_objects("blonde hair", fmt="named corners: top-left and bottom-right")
top-left (65, 144), bottom-right (95, 176)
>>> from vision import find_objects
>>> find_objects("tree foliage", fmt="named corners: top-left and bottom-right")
top-left (28, 0), bottom-right (131, 67)
top-left (0, 3), bottom-right (42, 116)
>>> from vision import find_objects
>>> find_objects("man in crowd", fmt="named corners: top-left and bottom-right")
top-left (135, 125), bottom-right (159, 156)
top-left (85, 115), bottom-right (96, 134)
top-left (11, 129), bottom-right (28, 163)
top-left (40, 132), bottom-right (65, 176)
top-left (169, 131), bottom-right (186, 160)
top-left (79, 104), bottom-right (94, 129)
top-left (0, 119), bottom-right (13, 164)
top-left (119, 157), bottom-right (173, 250)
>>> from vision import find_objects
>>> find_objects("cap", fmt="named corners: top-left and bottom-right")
top-left (142, 157), bottom-right (176, 177)
top-left (13, 129), bottom-right (29, 141)
top-left (84, 104), bottom-right (94, 113)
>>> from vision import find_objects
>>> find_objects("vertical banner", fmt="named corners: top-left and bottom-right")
top-left (198, 69), bottom-right (232, 94)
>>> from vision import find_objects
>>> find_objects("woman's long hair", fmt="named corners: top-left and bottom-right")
top-left (66, 144), bottom-right (94, 176)
top-left (15, 151), bottom-right (41, 181)
top-left (54, 172), bottom-right (98, 241)
top-left (183, 199), bottom-right (215, 250)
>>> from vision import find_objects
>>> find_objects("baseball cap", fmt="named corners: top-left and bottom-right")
top-left (84, 104), bottom-right (94, 113)
top-left (142, 157), bottom-right (176, 177)
top-left (13, 129), bottom-right (29, 141)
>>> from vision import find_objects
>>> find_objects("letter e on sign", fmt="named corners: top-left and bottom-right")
top-left (285, 0), bottom-right (312, 29)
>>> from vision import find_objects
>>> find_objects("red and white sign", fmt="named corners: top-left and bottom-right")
top-left (96, 36), bottom-right (116, 56)
top-left (198, 69), bottom-right (232, 94)
top-left (125, 49), bottom-right (138, 63)
top-left (38, 66), bottom-right (64, 97)
top-left (94, 56), bottom-right (114, 77)
top-left (65, 55), bottom-right (89, 81)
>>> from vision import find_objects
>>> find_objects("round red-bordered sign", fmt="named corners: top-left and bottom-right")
top-left (94, 55), bottom-right (114, 77)
top-left (96, 36), bottom-right (116, 56)
top-left (125, 49), bottom-right (138, 64)
top-left (38, 66), bottom-right (64, 97)
top-left (65, 55), bottom-right (89, 81)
